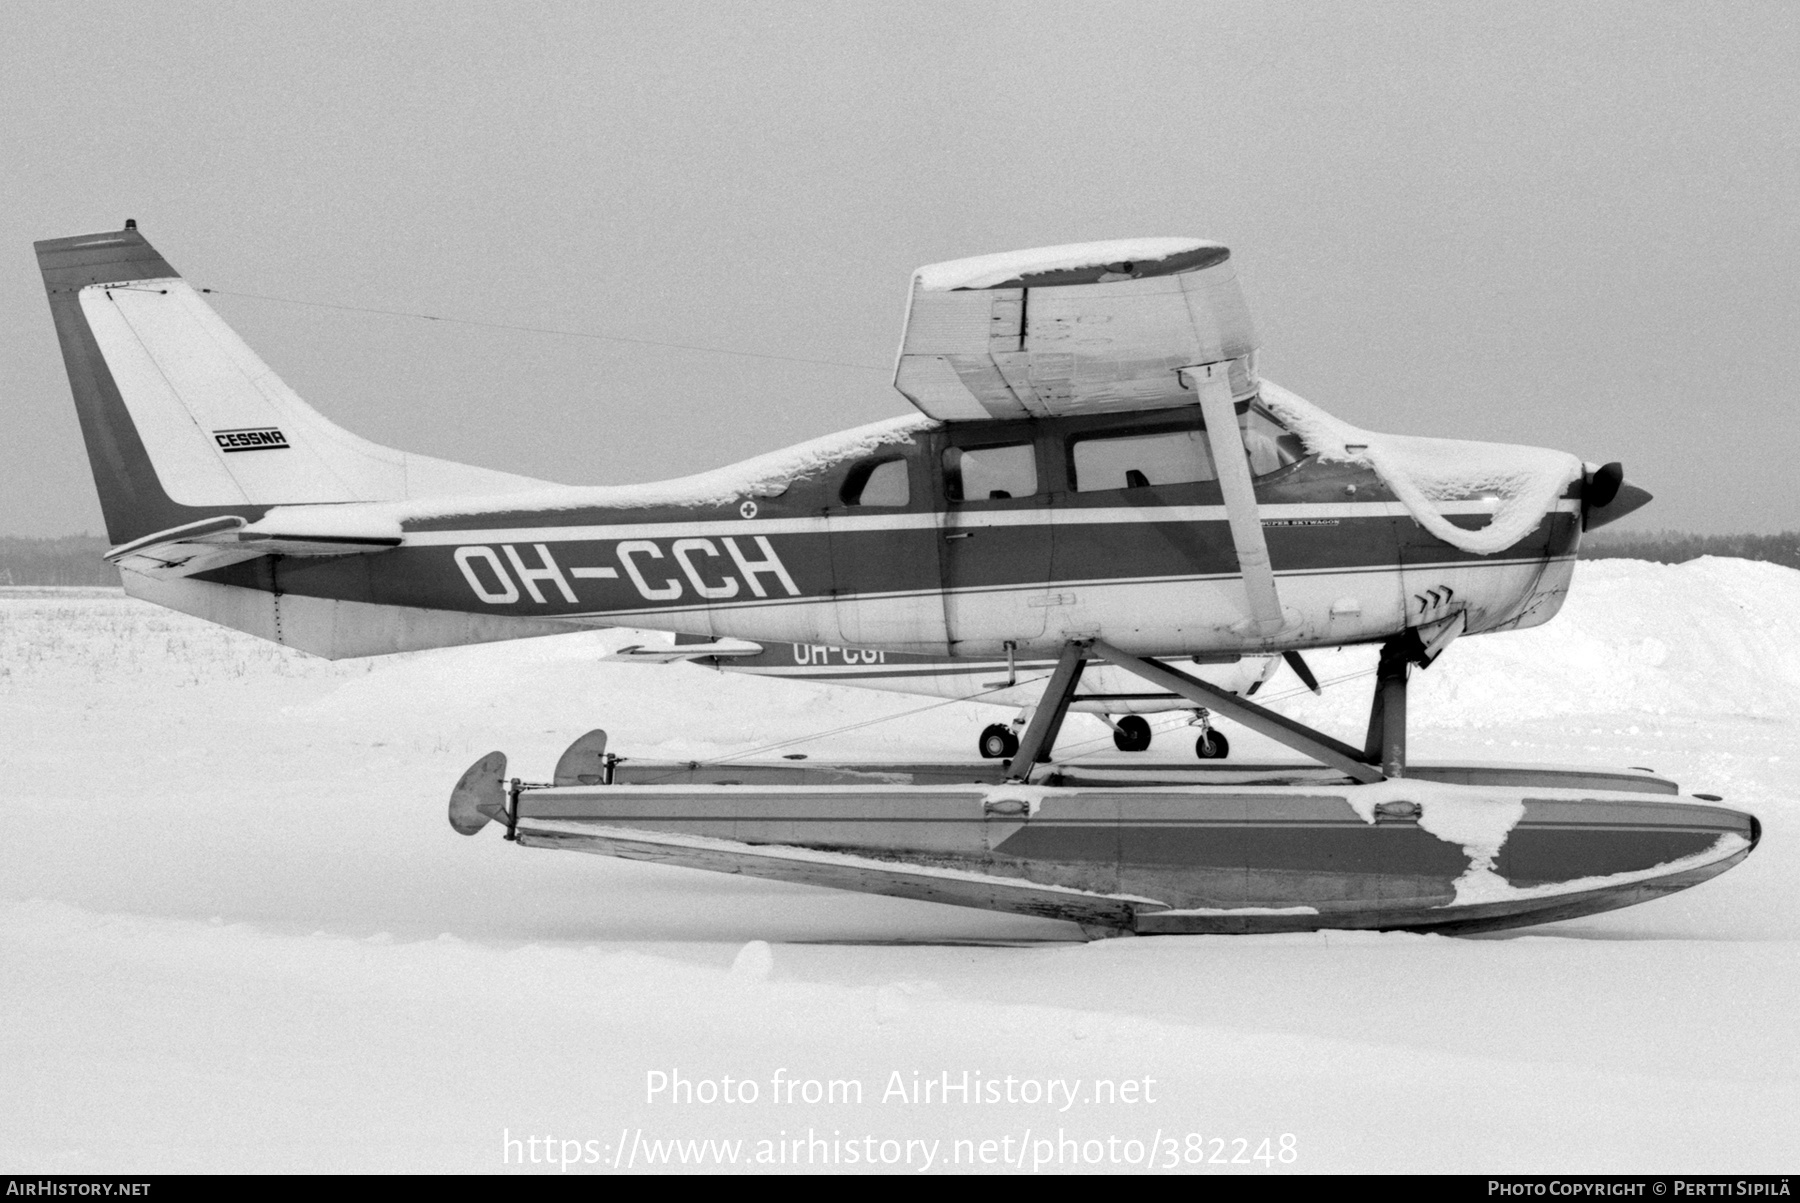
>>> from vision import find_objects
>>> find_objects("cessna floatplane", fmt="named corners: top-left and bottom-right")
top-left (36, 224), bottom-right (1758, 936)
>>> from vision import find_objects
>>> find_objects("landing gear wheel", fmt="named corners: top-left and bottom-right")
top-left (1195, 730), bottom-right (1231, 760)
top-left (979, 724), bottom-right (1020, 759)
top-left (1112, 715), bottom-right (1153, 753)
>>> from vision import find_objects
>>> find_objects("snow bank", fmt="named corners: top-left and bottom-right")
top-left (1390, 557), bottom-right (1800, 726)
top-left (2, 577), bottom-right (1798, 1171)
top-left (3, 892), bottom-right (1794, 1172)
top-left (1260, 380), bottom-right (1583, 555)
top-left (914, 238), bottom-right (1221, 291)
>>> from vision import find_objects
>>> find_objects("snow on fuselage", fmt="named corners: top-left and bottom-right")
top-left (141, 405), bottom-right (1585, 662)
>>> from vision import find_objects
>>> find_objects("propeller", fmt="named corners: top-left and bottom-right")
top-left (1586, 462), bottom-right (1624, 510)
top-left (1283, 650), bottom-right (1322, 695)
top-left (1581, 462), bottom-right (1653, 531)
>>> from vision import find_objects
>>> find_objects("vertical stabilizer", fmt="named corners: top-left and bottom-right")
top-left (36, 225), bottom-right (547, 546)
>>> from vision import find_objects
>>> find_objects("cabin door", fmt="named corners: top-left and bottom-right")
top-left (937, 433), bottom-right (1054, 654)
top-left (826, 450), bottom-right (948, 650)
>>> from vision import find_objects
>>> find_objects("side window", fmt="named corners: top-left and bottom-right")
top-left (840, 457), bottom-right (910, 507)
top-left (1070, 429), bottom-right (1216, 492)
top-left (942, 442), bottom-right (1038, 502)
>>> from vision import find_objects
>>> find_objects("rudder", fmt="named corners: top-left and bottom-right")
top-left (35, 223), bottom-right (544, 547)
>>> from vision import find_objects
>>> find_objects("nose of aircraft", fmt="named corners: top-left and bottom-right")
top-left (1581, 461), bottom-right (1653, 530)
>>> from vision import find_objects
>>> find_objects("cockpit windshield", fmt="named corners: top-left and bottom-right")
top-left (1239, 401), bottom-right (1305, 477)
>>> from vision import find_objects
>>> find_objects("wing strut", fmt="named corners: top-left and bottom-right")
top-left (1181, 362), bottom-right (1285, 637)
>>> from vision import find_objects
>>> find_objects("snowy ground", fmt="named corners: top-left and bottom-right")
top-left (1, 559), bottom-right (1796, 1173)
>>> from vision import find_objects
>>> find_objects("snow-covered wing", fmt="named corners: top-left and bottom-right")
top-left (894, 238), bottom-right (1258, 421)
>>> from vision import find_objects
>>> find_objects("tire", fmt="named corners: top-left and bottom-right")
top-left (979, 724), bottom-right (1019, 759)
top-left (1195, 730), bottom-right (1231, 760)
top-left (1112, 715), bottom-right (1152, 753)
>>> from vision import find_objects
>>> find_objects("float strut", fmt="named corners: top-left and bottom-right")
top-left (1364, 631), bottom-right (1427, 778)
top-left (1088, 639), bottom-right (1385, 783)
top-left (504, 777), bottom-right (522, 841)
top-left (1004, 641), bottom-right (1088, 781)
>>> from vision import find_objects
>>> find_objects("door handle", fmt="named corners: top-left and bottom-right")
top-left (944, 532), bottom-right (974, 540)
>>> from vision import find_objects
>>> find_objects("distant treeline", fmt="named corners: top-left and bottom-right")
top-left (0, 535), bottom-right (118, 586)
top-left (0, 528), bottom-right (1796, 586)
top-left (1578, 529), bottom-right (1800, 571)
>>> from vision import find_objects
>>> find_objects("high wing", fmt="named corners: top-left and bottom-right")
top-left (893, 237), bottom-right (1258, 421)
top-left (896, 238), bottom-right (1286, 634)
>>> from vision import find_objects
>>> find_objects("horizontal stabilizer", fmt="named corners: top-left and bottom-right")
top-left (107, 508), bottom-right (403, 579)
top-left (603, 638), bottom-right (765, 664)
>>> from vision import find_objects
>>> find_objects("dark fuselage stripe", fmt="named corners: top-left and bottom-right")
top-left (203, 506), bottom-right (1578, 622)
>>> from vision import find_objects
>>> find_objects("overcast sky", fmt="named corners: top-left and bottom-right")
top-left (3, 1), bottom-right (1795, 537)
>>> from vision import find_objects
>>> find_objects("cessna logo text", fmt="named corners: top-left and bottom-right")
top-left (454, 538), bottom-right (801, 606)
top-left (213, 427), bottom-right (290, 452)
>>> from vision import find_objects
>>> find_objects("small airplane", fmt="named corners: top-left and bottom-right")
top-left (35, 223), bottom-right (1756, 936)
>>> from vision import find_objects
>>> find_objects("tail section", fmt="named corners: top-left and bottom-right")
top-left (35, 223), bottom-right (546, 546)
